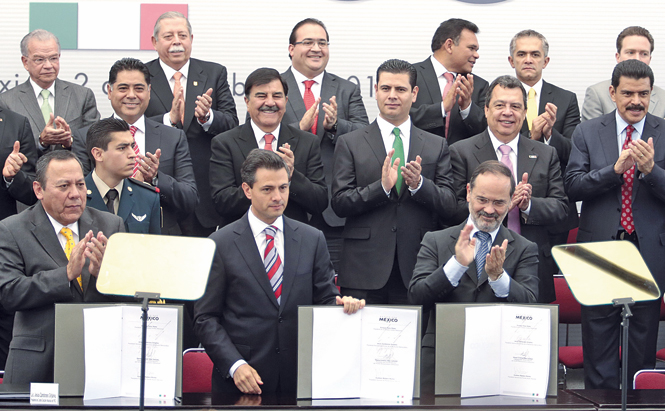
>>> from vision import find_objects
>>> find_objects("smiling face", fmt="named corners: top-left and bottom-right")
top-left (245, 79), bottom-right (287, 133)
top-left (242, 167), bottom-right (290, 224)
top-left (151, 17), bottom-right (192, 71)
top-left (611, 76), bottom-right (652, 124)
top-left (34, 158), bottom-right (86, 226)
top-left (107, 69), bottom-right (150, 125)
top-left (467, 172), bottom-right (511, 233)
top-left (289, 23), bottom-right (329, 79)
top-left (375, 72), bottom-right (418, 126)
top-left (448, 29), bottom-right (479, 74)
top-left (509, 36), bottom-right (549, 87)
top-left (484, 85), bottom-right (526, 143)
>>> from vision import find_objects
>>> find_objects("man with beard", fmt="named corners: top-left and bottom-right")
top-left (408, 160), bottom-right (539, 393)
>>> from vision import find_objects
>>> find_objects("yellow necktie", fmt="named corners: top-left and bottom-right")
top-left (60, 227), bottom-right (82, 289)
top-left (527, 88), bottom-right (537, 131)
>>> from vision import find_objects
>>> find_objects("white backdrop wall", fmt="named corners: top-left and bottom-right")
top-left (1, 0), bottom-right (664, 123)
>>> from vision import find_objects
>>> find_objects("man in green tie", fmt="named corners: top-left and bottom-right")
top-left (332, 59), bottom-right (457, 305)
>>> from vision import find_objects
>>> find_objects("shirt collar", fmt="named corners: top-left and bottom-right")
top-left (91, 169), bottom-right (124, 200)
top-left (466, 218), bottom-right (500, 245)
top-left (113, 114), bottom-right (146, 134)
top-left (376, 115), bottom-right (411, 140)
top-left (160, 59), bottom-right (190, 81)
top-left (247, 207), bottom-right (284, 238)
top-left (430, 55), bottom-right (456, 78)
top-left (250, 120), bottom-right (281, 144)
top-left (291, 66), bottom-right (325, 84)
top-left (520, 78), bottom-right (543, 98)
top-left (44, 209), bottom-right (79, 239)
top-left (30, 77), bottom-right (56, 101)
top-left (487, 127), bottom-right (519, 153)
top-left (615, 110), bottom-right (646, 137)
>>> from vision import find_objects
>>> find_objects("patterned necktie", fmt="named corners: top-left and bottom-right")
top-left (391, 127), bottom-right (405, 195)
top-left (442, 72), bottom-right (454, 138)
top-left (620, 125), bottom-right (636, 234)
top-left (474, 231), bottom-right (491, 280)
top-left (527, 88), bottom-right (537, 131)
top-left (303, 80), bottom-right (318, 135)
top-left (40, 89), bottom-right (52, 124)
top-left (172, 71), bottom-right (185, 124)
top-left (60, 227), bottom-right (82, 288)
top-left (129, 125), bottom-right (141, 178)
top-left (264, 226), bottom-right (283, 304)
top-left (106, 188), bottom-right (118, 214)
top-left (498, 144), bottom-right (521, 234)
top-left (264, 133), bottom-right (275, 151)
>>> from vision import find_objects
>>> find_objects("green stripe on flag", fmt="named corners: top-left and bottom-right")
top-left (29, 3), bottom-right (78, 50)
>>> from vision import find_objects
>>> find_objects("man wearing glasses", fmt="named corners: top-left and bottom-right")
top-left (281, 18), bottom-right (369, 273)
top-left (0, 29), bottom-right (100, 155)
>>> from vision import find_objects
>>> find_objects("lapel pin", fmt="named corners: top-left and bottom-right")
top-left (127, 186), bottom-right (133, 192)
top-left (86, 190), bottom-right (92, 195)
top-left (193, 81), bottom-right (198, 86)
top-left (529, 154), bottom-right (537, 159)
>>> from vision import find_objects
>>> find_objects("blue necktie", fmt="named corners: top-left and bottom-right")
top-left (474, 231), bottom-right (491, 280)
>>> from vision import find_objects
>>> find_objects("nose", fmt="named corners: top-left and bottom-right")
top-left (68, 185), bottom-right (81, 199)
top-left (311, 41), bottom-right (322, 51)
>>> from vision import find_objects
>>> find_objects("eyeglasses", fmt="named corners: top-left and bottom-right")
top-left (31, 55), bottom-right (60, 65)
top-left (293, 39), bottom-right (329, 49)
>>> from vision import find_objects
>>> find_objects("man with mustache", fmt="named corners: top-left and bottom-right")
top-left (210, 68), bottom-right (327, 227)
top-left (566, 59), bottom-right (665, 389)
top-left (409, 160), bottom-right (539, 394)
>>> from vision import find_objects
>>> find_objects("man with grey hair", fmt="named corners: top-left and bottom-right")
top-left (0, 29), bottom-right (100, 154)
top-left (144, 11), bottom-right (238, 237)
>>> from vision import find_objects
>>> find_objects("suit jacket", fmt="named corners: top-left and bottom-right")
top-left (0, 79), bottom-right (99, 151)
top-left (209, 122), bottom-right (327, 226)
top-left (281, 68), bottom-right (370, 227)
top-left (410, 58), bottom-right (489, 145)
top-left (193, 213), bottom-right (339, 394)
top-left (72, 117), bottom-right (198, 235)
top-left (449, 130), bottom-right (568, 302)
top-left (85, 174), bottom-right (161, 234)
top-left (0, 203), bottom-right (124, 383)
top-left (0, 107), bottom-right (38, 220)
top-left (144, 58), bottom-right (239, 228)
top-left (582, 79), bottom-right (665, 122)
top-left (565, 111), bottom-right (665, 291)
top-left (331, 121), bottom-right (457, 289)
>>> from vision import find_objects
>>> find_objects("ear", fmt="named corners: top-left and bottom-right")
top-left (91, 147), bottom-right (104, 163)
top-left (609, 85), bottom-right (616, 104)
top-left (444, 38), bottom-right (455, 54)
top-left (288, 44), bottom-right (295, 59)
top-left (508, 55), bottom-right (515, 69)
top-left (242, 182), bottom-right (252, 200)
top-left (615, 51), bottom-right (621, 64)
top-left (21, 56), bottom-right (29, 71)
top-left (33, 181), bottom-right (44, 201)
top-left (244, 96), bottom-right (250, 108)
top-left (466, 182), bottom-right (471, 203)
top-left (542, 56), bottom-right (550, 69)
top-left (107, 83), bottom-right (112, 100)
top-left (151, 36), bottom-right (157, 50)
top-left (411, 85), bottom-right (419, 103)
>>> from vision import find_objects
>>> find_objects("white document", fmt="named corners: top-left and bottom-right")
top-left (461, 305), bottom-right (550, 398)
top-left (83, 306), bottom-right (178, 400)
top-left (311, 306), bottom-right (418, 400)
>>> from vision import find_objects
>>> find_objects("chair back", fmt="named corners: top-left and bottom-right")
top-left (182, 348), bottom-right (213, 393)
top-left (552, 275), bottom-right (582, 324)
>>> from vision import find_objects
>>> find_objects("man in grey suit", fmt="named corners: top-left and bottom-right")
top-left (410, 18), bottom-right (488, 144)
top-left (332, 59), bottom-right (457, 305)
top-left (0, 29), bottom-right (99, 154)
top-left (566, 60), bottom-right (665, 389)
top-left (449, 75), bottom-right (568, 303)
top-left (282, 18), bottom-right (369, 271)
top-left (409, 160), bottom-right (539, 394)
top-left (0, 150), bottom-right (123, 383)
top-left (582, 26), bottom-right (665, 121)
top-left (144, 12), bottom-right (239, 237)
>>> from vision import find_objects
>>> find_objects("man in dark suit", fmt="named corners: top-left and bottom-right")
top-left (410, 18), bottom-right (488, 144)
top-left (144, 11), bottom-right (238, 237)
top-left (210, 68), bottom-right (327, 227)
top-left (72, 58), bottom-right (198, 236)
top-left (409, 160), bottom-right (539, 393)
top-left (565, 60), bottom-right (665, 389)
top-left (0, 29), bottom-right (99, 154)
top-left (0, 150), bottom-right (123, 383)
top-left (332, 59), bottom-right (457, 305)
top-left (282, 18), bottom-right (369, 271)
top-left (449, 75), bottom-right (568, 303)
top-left (195, 149), bottom-right (364, 396)
top-left (84, 118), bottom-right (160, 234)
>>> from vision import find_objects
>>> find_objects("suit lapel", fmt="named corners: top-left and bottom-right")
top-left (318, 73), bottom-right (338, 138)
top-left (538, 81), bottom-right (552, 114)
top-left (517, 136), bottom-right (537, 181)
top-left (279, 218), bottom-right (300, 312)
top-left (633, 114), bottom-right (662, 200)
top-left (419, 59), bottom-right (442, 102)
top-left (278, 124), bottom-right (299, 153)
top-left (144, 118), bottom-right (161, 154)
top-left (117, 181), bottom-right (135, 224)
top-left (184, 59), bottom-right (206, 131)
top-left (238, 123), bottom-right (260, 157)
top-left (149, 62), bottom-right (174, 113)
top-left (473, 130), bottom-right (498, 165)
top-left (77, 209), bottom-right (96, 295)
top-left (283, 68), bottom-right (307, 123)
top-left (364, 122), bottom-right (388, 167)
top-left (85, 174), bottom-right (107, 211)
top-left (599, 113), bottom-right (620, 165)
top-left (17, 80), bottom-right (44, 129)
top-left (54, 79), bottom-right (71, 120)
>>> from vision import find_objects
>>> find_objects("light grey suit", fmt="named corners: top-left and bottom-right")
top-left (0, 79), bottom-right (100, 150)
top-left (0, 203), bottom-right (124, 383)
top-left (581, 79), bottom-right (665, 122)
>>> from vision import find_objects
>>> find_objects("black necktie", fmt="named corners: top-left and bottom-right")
top-left (106, 189), bottom-right (118, 214)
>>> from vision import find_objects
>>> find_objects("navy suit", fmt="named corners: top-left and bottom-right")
top-left (565, 111), bottom-right (665, 389)
top-left (193, 213), bottom-right (339, 395)
top-left (85, 174), bottom-right (160, 234)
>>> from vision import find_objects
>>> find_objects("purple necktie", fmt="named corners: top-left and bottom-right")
top-left (498, 144), bottom-right (521, 234)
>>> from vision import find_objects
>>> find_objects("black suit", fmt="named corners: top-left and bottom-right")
top-left (209, 123), bottom-right (327, 227)
top-left (449, 130), bottom-right (568, 302)
top-left (193, 213), bottom-right (339, 395)
top-left (410, 58), bottom-right (488, 144)
top-left (144, 58), bottom-right (239, 232)
top-left (331, 121), bottom-right (457, 297)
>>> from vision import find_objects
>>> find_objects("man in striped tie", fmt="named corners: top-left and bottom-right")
top-left (195, 149), bottom-right (364, 397)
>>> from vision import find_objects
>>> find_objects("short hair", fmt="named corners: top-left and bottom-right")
top-left (244, 68), bottom-right (288, 97)
top-left (611, 59), bottom-right (654, 89)
top-left (376, 59), bottom-right (417, 90)
top-left (20, 29), bottom-right (60, 56)
top-left (241, 149), bottom-right (290, 187)
top-left (35, 150), bottom-right (82, 187)
top-left (86, 118), bottom-right (131, 164)
top-left (616, 26), bottom-right (654, 54)
top-left (431, 18), bottom-right (479, 53)
top-left (153, 11), bottom-right (192, 38)
top-left (485, 75), bottom-right (527, 109)
top-left (509, 29), bottom-right (549, 58)
top-left (109, 57), bottom-right (151, 86)
top-left (289, 18), bottom-right (329, 45)
top-left (469, 160), bottom-right (516, 197)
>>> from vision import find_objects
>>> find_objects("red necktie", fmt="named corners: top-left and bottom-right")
top-left (620, 125), bottom-right (636, 234)
top-left (303, 80), bottom-right (318, 135)
top-left (130, 125), bottom-right (141, 178)
top-left (442, 72), bottom-right (455, 138)
top-left (264, 226), bottom-right (283, 304)
top-left (264, 133), bottom-right (275, 151)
